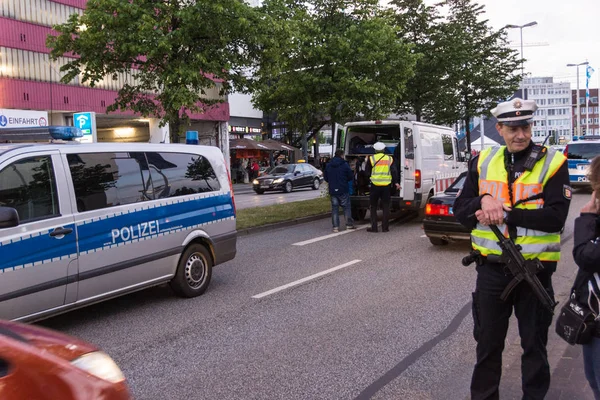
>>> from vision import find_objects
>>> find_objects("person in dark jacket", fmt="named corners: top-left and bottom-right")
top-left (324, 149), bottom-right (355, 232)
top-left (572, 156), bottom-right (600, 400)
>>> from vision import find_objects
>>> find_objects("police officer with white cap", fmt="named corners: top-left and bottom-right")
top-left (453, 98), bottom-right (571, 399)
top-left (365, 142), bottom-right (400, 232)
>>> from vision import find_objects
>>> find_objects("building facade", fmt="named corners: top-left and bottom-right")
top-left (572, 88), bottom-right (599, 137)
top-left (522, 77), bottom-right (572, 144)
top-left (0, 0), bottom-right (229, 144)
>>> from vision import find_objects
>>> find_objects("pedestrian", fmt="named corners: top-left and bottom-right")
top-left (324, 149), bottom-right (355, 233)
top-left (454, 98), bottom-right (571, 400)
top-left (572, 156), bottom-right (600, 400)
top-left (251, 160), bottom-right (259, 179)
top-left (365, 142), bottom-right (400, 232)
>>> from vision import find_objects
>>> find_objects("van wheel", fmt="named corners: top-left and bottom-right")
top-left (312, 178), bottom-right (320, 190)
top-left (429, 237), bottom-right (448, 246)
top-left (283, 181), bottom-right (293, 193)
top-left (170, 244), bottom-right (213, 297)
top-left (351, 207), bottom-right (367, 221)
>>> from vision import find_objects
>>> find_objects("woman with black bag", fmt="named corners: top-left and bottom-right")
top-left (572, 156), bottom-right (600, 400)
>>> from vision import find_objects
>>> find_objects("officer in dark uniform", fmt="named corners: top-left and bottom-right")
top-left (454, 98), bottom-right (572, 400)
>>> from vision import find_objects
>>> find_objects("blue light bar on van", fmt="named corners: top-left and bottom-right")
top-left (48, 126), bottom-right (84, 140)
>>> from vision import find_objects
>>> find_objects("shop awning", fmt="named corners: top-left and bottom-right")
top-left (229, 138), bottom-right (273, 150)
top-left (261, 139), bottom-right (298, 151)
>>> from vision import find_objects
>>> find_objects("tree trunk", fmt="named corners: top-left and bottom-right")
top-left (301, 130), bottom-right (308, 162)
top-left (464, 118), bottom-right (471, 155)
top-left (170, 118), bottom-right (181, 143)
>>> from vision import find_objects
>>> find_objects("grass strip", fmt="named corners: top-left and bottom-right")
top-left (236, 196), bottom-right (330, 230)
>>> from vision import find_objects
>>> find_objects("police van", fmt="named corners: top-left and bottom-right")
top-left (334, 120), bottom-right (467, 220)
top-left (564, 136), bottom-right (600, 186)
top-left (0, 128), bottom-right (236, 321)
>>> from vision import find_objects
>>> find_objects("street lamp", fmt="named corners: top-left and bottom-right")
top-left (567, 61), bottom-right (589, 137)
top-left (506, 21), bottom-right (538, 99)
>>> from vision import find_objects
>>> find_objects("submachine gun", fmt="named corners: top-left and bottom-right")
top-left (462, 224), bottom-right (557, 313)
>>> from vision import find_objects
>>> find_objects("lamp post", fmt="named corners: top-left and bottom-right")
top-left (567, 61), bottom-right (589, 137)
top-left (506, 21), bottom-right (538, 99)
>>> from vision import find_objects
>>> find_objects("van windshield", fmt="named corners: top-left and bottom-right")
top-left (567, 143), bottom-right (600, 160)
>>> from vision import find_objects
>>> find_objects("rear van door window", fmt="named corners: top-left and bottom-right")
top-left (146, 152), bottom-right (221, 199)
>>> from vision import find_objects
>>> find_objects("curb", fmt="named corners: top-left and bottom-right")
top-left (236, 213), bottom-right (332, 236)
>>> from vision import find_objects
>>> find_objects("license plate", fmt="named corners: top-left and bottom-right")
top-left (260, 184), bottom-right (269, 188)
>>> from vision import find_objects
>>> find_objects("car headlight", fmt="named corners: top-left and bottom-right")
top-left (71, 351), bottom-right (125, 383)
top-left (252, 179), bottom-right (259, 185)
top-left (273, 178), bottom-right (284, 184)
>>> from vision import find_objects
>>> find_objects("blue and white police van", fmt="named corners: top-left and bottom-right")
top-left (0, 127), bottom-right (236, 321)
top-left (565, 136), bottom-right (600, 187)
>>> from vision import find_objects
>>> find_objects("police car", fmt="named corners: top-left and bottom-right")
top-left (564, 136), bottom-right (600, 187)
top-left (0, 127), bottom-right (236, 321)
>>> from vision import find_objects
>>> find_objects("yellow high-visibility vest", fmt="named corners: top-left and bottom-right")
top-left (471, 146), bottom-right (566, 261)
top-left (369, 154), bottom-right (392, 186)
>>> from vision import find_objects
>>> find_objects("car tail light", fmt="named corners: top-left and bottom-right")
top-left (563, 145), bottom-right (568, 156)
top-left (226, 166), bottom-right (236, 215)
top-left (425, 203), bottom-right (452, 216)
top-left (415, 169), bottom-right (421, 189)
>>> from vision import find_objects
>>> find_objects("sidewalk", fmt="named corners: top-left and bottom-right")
top-left (497, 246), bottom-right (596, 400)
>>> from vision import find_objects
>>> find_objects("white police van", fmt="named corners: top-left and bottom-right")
top-left (335, 120), bottom-right (467, 220)
top-left (0, 127), bottom-right (236, 321)
top-left (565, 137), bottom-right (600, 187)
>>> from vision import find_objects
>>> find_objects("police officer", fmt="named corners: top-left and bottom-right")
top-left (454, 98), bottom-right (571, 400)
top-left (365, 142), bottom-right (400, 232)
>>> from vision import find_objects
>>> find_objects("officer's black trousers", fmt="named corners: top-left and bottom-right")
top-left (471, 262), bottom-right (554, 400)
top-left (369, 185), bottom-right (391, 231)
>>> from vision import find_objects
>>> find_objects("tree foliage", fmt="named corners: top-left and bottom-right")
top-left (47, 0), bottom-right (267, 142)
top-left (250, 0), bottom-right (417, 152)
top-left (433, 0), bottom-right (521, 152)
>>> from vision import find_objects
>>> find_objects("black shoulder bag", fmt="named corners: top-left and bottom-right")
top-left (555, 290), bottom-right (596, 345)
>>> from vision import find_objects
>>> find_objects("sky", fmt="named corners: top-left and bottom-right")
top-left (417, 0), bottom-right (600, 90)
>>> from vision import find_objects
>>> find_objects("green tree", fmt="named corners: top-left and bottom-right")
top-left (47, 0), bottom-right (267, 143)
top-left (433, 0), bottom-right (521, 153)
top-left (386, 0), bottom-right (446, 122)
top-left (251, 0), bottom-right (417, 159)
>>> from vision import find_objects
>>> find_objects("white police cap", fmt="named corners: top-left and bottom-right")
top-left (491, 98), bottom-right (538, 126)
top-left (373, 142), bottom-right (386, 151)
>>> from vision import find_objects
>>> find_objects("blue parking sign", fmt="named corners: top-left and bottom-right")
top-left (73, 112), bottom-right (97, 143)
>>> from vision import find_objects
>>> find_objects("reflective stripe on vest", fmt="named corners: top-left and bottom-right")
top-left (471, 146), bottom-right (566, 261)
top-left (370, 154), bottom-right (392, 186)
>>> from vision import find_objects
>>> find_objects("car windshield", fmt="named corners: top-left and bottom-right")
top-left (270, 165), bottom-right (294, 175)
top-left (567, 143), bottom-right (600, 160)
top-left (445, 173), bottom-right (467, 193)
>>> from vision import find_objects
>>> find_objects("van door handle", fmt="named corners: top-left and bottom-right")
top-left (50, 227), bottom-right (73, 237)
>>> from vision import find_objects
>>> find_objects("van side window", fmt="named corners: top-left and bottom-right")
top-left (67, 152), bottom-right (149, 212)
top-left (0, 156), bottom-right (59, 222)
top-left (404, 128), bottom-right (414, 159)
top-left (147, 152), bottom-right (221, 199)
top-left (442, 134), bottom-right (454, 160)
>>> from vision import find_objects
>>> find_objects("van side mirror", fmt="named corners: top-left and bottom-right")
top-left (0, 207), bottom-right (19, 229)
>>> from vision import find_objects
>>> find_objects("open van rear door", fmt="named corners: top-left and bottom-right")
top-left (400, 122), bottom-right (415, 201)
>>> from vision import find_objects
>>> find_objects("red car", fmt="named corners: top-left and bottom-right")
top-left (0, 320), bottom-right (130, 400)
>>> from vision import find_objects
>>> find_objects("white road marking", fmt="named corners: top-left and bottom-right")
top-left (420, 235), bottom-right (427, 238)
top-left (292, 225), bottom-right (369, 246)
top-left (252, 259), bottom-right (362, 299)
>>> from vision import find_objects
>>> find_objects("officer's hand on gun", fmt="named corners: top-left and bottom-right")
top-left (476, 195), bottom-right (511, 225)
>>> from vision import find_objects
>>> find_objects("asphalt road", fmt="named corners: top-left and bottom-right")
top-left (39, 190), bottom-right (589, 400)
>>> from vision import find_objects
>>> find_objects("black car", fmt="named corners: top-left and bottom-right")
top-left (252, 163), bottom-right (324, 194)
top-left (422, 171), bottom-right (471, 245)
